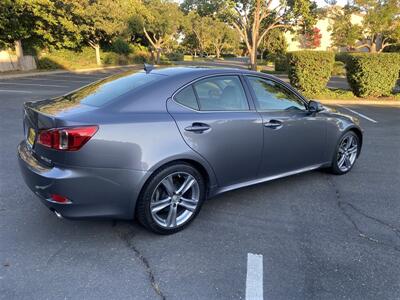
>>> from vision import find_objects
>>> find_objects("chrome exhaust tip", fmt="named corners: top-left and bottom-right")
top-left (54, 210), bottom-right (63, 219)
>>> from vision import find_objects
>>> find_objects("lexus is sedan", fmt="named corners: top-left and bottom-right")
top-left (18, 66), bottom-right (362, 234)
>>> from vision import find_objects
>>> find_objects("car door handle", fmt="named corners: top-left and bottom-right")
top-left (263, 120), bottom-right (283, 129)
top-left (184, 123), bottom-right (211, 133)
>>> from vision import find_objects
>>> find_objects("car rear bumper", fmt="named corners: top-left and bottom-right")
top-left (17, 141), bottom-right (149, 220)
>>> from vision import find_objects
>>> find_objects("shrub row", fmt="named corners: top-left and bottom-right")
top-left (287, 51), bottom-right (335, 93)
top-left (285, 51), bottom-right (400, 97)
top-left (345, 53), bottom-right (400, 97)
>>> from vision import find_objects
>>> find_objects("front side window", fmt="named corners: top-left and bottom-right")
top-left (193, 76), bottom-right (249, 111)
top-left (247, 76), bottom-right (306, 111)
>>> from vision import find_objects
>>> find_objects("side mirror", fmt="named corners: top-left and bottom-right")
top-left (308, 100), bottom-right (324, 113)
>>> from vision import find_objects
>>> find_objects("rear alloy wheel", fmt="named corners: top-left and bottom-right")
top-left (136, 163), bottom-right (205, 234)
top-left (330, 131), bottom-right (359, 175)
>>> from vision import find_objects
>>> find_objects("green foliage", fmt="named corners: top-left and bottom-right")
top-left (332, 61), bottom-right (346, 76)
top-left (329, 7), bottom-right (362, 49)
top-left (103, 52), bottom-right (128, 65)
top-left (0, 0), bottom-right (81, 50)
top-left (345, 53), bottom-right (400, 97)
top-left (164, 52), bottom-right (184, 61)
top-left (111, 38), bottom-right (131, 55)
top-left (37, 57), bottom-right (63, 70)
top-left (335, 52), bottom-right (351, 65)
top-left (38, 47), bottom-right (99, 69)
top-left (287, 51), bottom-right (335, 93)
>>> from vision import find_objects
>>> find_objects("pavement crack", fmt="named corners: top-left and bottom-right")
top-left (115, 224), bottom-right (166, 300)
top-left (326, 175), bottom-right (400, 252)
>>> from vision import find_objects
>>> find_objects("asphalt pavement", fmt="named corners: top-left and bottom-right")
top-left (0, 67), bottom-right (400, 299)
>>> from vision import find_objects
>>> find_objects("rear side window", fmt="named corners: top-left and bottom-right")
top-left (174, 86), bottom-right (199, 110)
top-left (67, 71), bottom-right (164, 107)
top-left (193, 76), bottom-right (249, 111)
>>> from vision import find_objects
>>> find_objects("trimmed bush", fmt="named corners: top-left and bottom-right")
top-left (287, 51), bottom-right (334, 93)
top-left (111, 38), bottom-right (131, 55)
top-left (346, 53), bottom-right (400, 97)
top-left (128, 51), bottom-right (151, 63)
top-left (102, 52), bottom-right (128, 65)
top-left (164, 52), bottom-right (184, 61)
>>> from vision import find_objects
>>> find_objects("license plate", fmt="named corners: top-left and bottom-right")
top-left (27, 128), bottom-right (36, 147)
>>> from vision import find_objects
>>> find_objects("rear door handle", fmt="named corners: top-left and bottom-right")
top-left (263, 119), bottom-right (283, 129)
top-left (184, 122), bottom-right (211, 133)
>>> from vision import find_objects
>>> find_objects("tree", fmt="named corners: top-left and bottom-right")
top-left (74, 0), bottom-right (139, 65)
top-left (130, 0), bottom-right (184, 64)
top-left (221, 0), bottom-right (317, 70)
top-left (261, 28), bottom-right (287, 60)
top-left (0, 0), bottom-right (81, 65)
top-left (351, 0), bottom-right (400, 52)
top-left (301, 27), bottom-right (322, 48)
top-left (329, 7), bottom-right (363, 50)
top-left (208, 20), bottom-right (238, 58)
top-left (184, 12), bottom-right (214, 56)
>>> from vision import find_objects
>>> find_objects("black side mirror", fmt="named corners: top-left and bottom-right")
top-left (308, 100), bottom-right (324, 113)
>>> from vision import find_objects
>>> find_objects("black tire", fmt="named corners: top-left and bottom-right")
top-left (329, 131), bottom-right (359, 175)
top-left (136, 162), bottom-right (206, 234)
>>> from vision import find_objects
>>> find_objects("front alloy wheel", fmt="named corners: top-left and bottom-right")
top-left (330, 131), bottom-right (359, 175)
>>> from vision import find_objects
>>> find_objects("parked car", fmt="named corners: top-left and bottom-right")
top-left (18, 66), bottom-right (363, 234)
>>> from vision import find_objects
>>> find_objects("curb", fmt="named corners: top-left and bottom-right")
top-left (319, 99), bottom-right (400, 106)
top-left (0, 64), bottom-right (140, 79)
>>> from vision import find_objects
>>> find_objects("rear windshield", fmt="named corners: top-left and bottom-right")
top-left (66, 71), bottom-right (165, 107)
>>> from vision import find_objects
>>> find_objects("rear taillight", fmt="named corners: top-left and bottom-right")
top-left (37, 126), bottom-right (98, 151)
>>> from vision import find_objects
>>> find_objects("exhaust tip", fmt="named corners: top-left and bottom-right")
top-left (54, 210), bottom-right (63, 219)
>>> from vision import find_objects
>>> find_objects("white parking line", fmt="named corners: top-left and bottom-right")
top-left (0, 89), bottom-right (33, 93)
top-left (338, 105), bottom-right (378, 123)
top-left (246, 253), bottom-right (263, 300)
top-left (0, 82), bottom-right (68, 88)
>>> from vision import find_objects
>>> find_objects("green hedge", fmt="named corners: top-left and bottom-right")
top-left (346, 53), bottom-right (400, 97)
top-left (287, 51), bottom-right (334, 93)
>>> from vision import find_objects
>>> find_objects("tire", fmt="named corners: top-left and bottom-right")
top-left (136, 162), bottom-right (206, 234)
top-left (329, 131), bottom-right (360, 175)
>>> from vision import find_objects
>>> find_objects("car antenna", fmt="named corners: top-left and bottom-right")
top-left (144, 63), bottom-right (154, 74)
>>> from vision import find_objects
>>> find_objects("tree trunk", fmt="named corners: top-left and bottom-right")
top-left (94, 44), bottom-right (101, 66)
top-left (14, 40), bottom-right (24, 70)
top-left (216, 47), bottom-right (221, 59)
top-left (249, 48), bottom-right (257, 70)
top-left (156, 48), bottom-right (161, 64)
top-left (369, 42), bottom-right (377, 53)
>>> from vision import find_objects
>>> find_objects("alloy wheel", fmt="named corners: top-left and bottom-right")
top-left (337, 134), bottom-right (358, 172)
top-left (150, 172), bottom-right (200, 228)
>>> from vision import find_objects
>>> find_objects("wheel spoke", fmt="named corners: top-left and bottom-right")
top-left (345, 136), bottom-right (353, 149)
top-left (179, 197), bottom-right (198, 212)
top-left (338, 154), bottom-right (346, 168)
top-left (151, 197), bottom-right (171, 213)
top-left (176, 176), bottom-right (195, 196)
top-left (166, 204), bottom-right (177, 227)
top-left (344, 156), bottom-right (352, 168)
top-left (348, 145), bottom-right (358, 155)
top-left (161, 175), bottom-right (176, 196)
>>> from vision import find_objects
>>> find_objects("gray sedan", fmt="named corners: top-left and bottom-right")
top-left (18, 66), bottom-right (362, 234)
